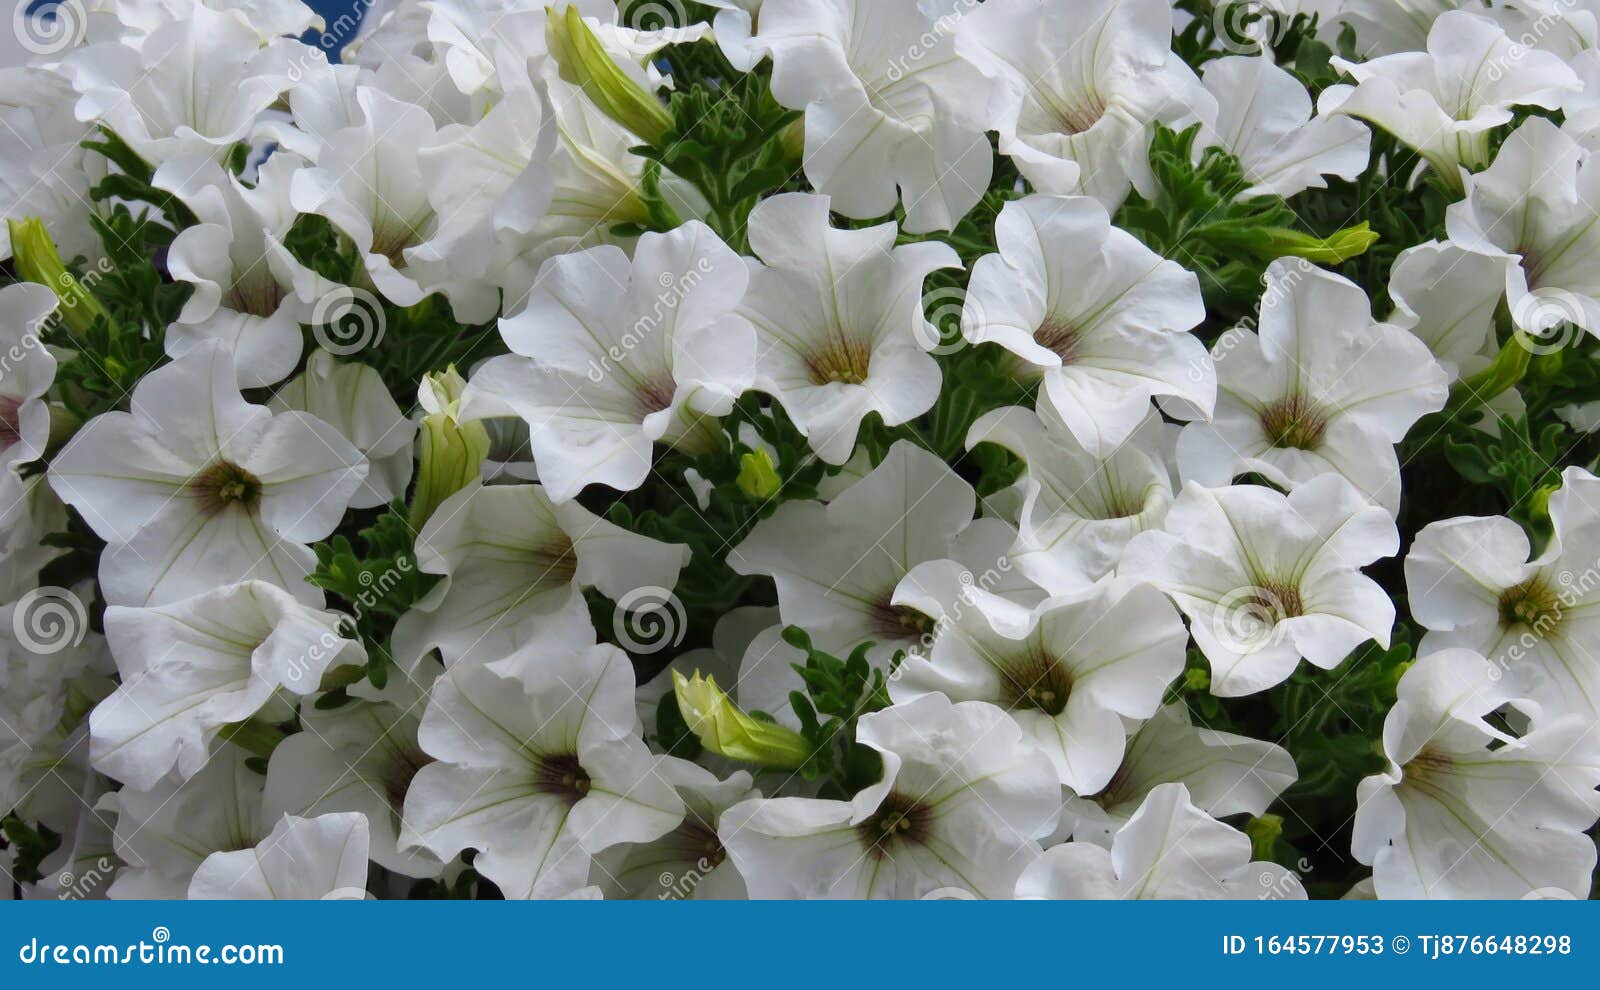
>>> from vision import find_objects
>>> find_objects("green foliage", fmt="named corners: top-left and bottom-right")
top-left (308, 504), bottom-right (440, 691)
top-left (636, 60), bottom-right (802, 251)
top-left (781, 627), bottom-right (891, 799)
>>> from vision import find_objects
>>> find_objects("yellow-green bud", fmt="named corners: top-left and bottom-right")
top-left (546, 4), bottom-right (673, 146)
top-left (1212, 222), bottom-right (1379, 265)
top-left (736, 448), bottom-right (782, 500)
top-left (410, 366), bottom-right (490, 530)
top-left (672, 669), bottom-right (810, 769)
top-left (7, 218), bottom-right (110, 338)
top-left (1244, 813), bottom-right (1284, 862)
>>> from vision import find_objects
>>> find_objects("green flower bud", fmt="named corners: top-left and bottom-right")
top-left (1244, 813), bottom-right (1284, 862)
top-left (546, 4), bottom-right (673, 146)
top-left (1210, 222), bottom-right (1379, 265)
top-left (672, 670), bottom-right (810, 769)
top-left (736, 448), bottom-right (782, 500)
top-left (7, 218), bottom-right (110, 338)
top-left (410, 366), bottom-right (491, 530)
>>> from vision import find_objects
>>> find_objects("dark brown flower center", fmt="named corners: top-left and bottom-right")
top-left (868, 598), bottom-right (935, 642)
top-left (1246, 581), bottom-right (1304, 622)
top-left (533, 752), bottom-right (592, 806)
top-left (0, 395), bottom-right (22, 449)
top-left (1498, 578), bottom-right (1562, 634)
top-left (804, 332), bottom-right (872, 386)
top-left (192, 460), bottom-right (263, 514)
top-left (856, 791), bottom-right (934, 860)
top-left (1260, 394), bottom-right (1328, 450)
top-left (998, 648), bottom-right (1075, 717)
top-left (1033, 316), bottom-right (1081, 363)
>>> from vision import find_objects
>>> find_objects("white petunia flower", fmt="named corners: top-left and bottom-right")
top-left (967, 405), bottom-right (1175, 595)
top-left (1122, 475), bottom-right (1398, 697)
top-left (400, 635), bottom-right (685, 900)
top-left (1061, 703), bottom-right (1297, 848)
top-left (736, 193), bottom-right (959, 465)
top-left (1198, 55), bottom-right (1370, 200)
top-left (0, 283), bottom-right (59, 471)
top-left (956, 0), bottom-right (1214, 208)
top-left (591, 759), bottom-right (758, 900)
top-left (1175, 260), bottom-right (1448, 514)
top-left (893, 574), bottom-right (1187, 793)
top-left (267, 349), bottom-right (415, 511)
top-left (393, 480), bottom-right (688, 669)
top-left (1405, 466), bottom-right (1600, 722)
top-left (88, 580), bottom-right (364, 789)
top-left (1017, 782), bottom-right (1306, 899)
top-left (0, 67), bottom-right (104, 266)
top-left (153, 152), bottom-right (316, 388)
top-left (962, 194), bottom-right (1213, 456)
top-left (48, 343), bottom-right (369, 607)
top-left (1322, 11), bottom-right (1579, 181)
top-left (107, 747), bottom-right (268, 899)
top-left (1445, 117), bottom-right (1600, 341)
top-left (751, 0), bottom-right (993, 233)
top-left (263, 666), bottom-right (443, 879)
top-left (1385, 240), bottom-right (1506, 380)
top-left (188, 812), bottom-right (370, 900)
top-left (288, 87), bottom-right (499, 322)
top-left (463, 221), bottom-right (755, 502)
top-left (1353, 648), bottom-right (1600, 899)
top-left (62, 5), bottom-right (299, 166)
top-left (1333, 0), bottom-right (1475, 57)
top-left (731, 440), bottom-right (991, 665)
top-left (720, 694), bottom-right (1060, 899)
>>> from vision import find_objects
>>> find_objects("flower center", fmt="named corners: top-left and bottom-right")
top-left (1245, 581), bottom-right (1304, 622)
top-left (998, 648), bottom-right (1074, 717)
top-left (636, 377), bottom-right (676, 416)
top-left (1033, 316), bottom-right (1081, 363)
top-left (1044, 92), bottom-right (1107, 135)
top-left (192, 460), bottom-right (263, 514)
top-left (528, 536), bottom-right (578, 588)
top-left (386, 748), bottom-right (428, 810)
top-left (1498, 578), bottom-right (1563, 635)
top-left (804, 332), bottom-right (872, 386)
top-left (1402, 744), bottom-right (1455, 788)
top-left (1259, 394), bottom-right (1328, 450)
top-left (867, 597), bottom-right (934, 642)
top-left (681, 819), bottom-right (726, 870)
top-left (0, 395), bottom-right (22, 450)
top-left (533, 752), bottom-right (592, 806)
top-left (856, 791), bottom-right (933, 860)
